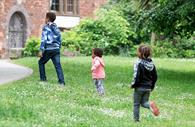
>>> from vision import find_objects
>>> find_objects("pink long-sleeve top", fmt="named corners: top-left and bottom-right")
top-left (91, 56), bottom-right (105, 79)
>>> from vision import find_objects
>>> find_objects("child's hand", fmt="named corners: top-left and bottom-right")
top-left (38, 51), bottom-right (43, 57)
top-left (91, 68), bottom-right (94, 73)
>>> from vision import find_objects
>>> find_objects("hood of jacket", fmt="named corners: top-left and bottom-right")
top-left (47, 22), bottom-right (58, 32)
top-left (45, 22), bottom-right (61, 45)
top-left (140, 58), bottom-right (154, 71)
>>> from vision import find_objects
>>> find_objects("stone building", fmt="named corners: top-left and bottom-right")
top-left (0, 0), bottom-right (106, 58)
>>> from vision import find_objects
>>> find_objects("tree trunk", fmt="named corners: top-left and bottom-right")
top-left (151, 32), bottom-right (157, 45)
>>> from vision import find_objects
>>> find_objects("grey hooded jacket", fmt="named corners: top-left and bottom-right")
top-left (131, 58), bottom-right (158, 90)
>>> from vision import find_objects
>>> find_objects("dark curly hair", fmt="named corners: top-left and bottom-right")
top-left (93, 48), bottom-right (103, 58)
top-left (46, 12), bottom-right (56, 22)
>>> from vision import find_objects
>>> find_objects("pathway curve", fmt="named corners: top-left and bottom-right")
top-left (0, 60), bottom-right (33, 85)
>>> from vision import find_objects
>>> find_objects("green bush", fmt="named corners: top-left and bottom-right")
top-left (62, 19), bottom-right (107, 55)
top-left (23, 37), bottom-right (40, 56)
top-left (152, 38), bottom-right (195, 58)
top-left (62, 9), bottom-right (134, 55)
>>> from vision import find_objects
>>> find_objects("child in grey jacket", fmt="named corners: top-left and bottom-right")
top-left (131, 44), bottom-right (159, 122)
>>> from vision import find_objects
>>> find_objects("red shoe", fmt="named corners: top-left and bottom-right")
top-left (150, 101), bottom-right (160, 116)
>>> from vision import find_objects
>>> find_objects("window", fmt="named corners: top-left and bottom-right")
top-left (67, 0), bottom-right (74, 14)
top-left (50, 0), bottom-right (60, 11)
top-left (50, 0), bottom-right (79, 15)
top-left (64, 0), bottom-right (79, 15)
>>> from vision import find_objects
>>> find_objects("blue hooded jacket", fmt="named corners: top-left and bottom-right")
top-left (40, 22), bottom-right (61, 51)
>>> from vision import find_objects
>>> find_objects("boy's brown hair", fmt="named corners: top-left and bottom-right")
top-left (93, 48), bottom-right (103, 58)
top-left (137, 44), bottom-right (151, 59)
top-left (46, 12), bottom-right (56, 22)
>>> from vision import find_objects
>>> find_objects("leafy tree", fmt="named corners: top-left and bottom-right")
top-left (143, 0), bottom-right (195, 38)
top-left (109, 0), bottom-right (195, 39)
top-left (123, 0), bottom-right (194, 37)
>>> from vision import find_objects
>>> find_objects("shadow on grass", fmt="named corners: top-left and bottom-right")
top-left (158, 68), bottom-right (195, 84)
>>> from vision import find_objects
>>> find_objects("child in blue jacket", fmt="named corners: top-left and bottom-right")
top-left (38, 12), bottom-right (65, 86)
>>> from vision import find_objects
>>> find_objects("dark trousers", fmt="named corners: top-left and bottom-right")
top-left (38, 49), bottom-right (65, 84)
top-left (133, 87), bottom-right (150, 121)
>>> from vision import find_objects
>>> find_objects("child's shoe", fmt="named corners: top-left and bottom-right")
top-left (134, 119), bottom-right (140, 122)
top-left (150, 101), bottom-right (160, 116)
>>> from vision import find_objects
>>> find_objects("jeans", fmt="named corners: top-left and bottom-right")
top-left (38, 49), bottom-right (65, 85)
top-left (133, 87), bottom-right (151, 121)
top-left (94, 79), bottom-right (104, 95)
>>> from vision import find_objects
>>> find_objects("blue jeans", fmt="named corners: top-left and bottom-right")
top-left (133, 87), bottom-right (151, 121)
top-left (38, 49), bottom-right (65, 85)
top-left (94, 79), bottom-right (104, 95)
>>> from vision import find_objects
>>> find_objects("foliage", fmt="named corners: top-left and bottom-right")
top-left (23, 37), bottom-right (40, 56)
top-left (62, 9), bottom-right (133, 55)
top-left (128, 0), bottom-right (195, 38)
top-left (152, 38), bottom-right (195, 58)
top-left (109, 0), bottom-right (195, 39)
top-left (107, 0), bottom-right (152, 43)
top-left (145, 0), bottom-right (195, 38)
top-left (1, 57), bottom-right (195, 126)
top-left (62, 19), bottom-right (108, 55)
top-left (107, 0), bottom-right (195, 58)
top-left (62, 0), bottom-right (195, 58)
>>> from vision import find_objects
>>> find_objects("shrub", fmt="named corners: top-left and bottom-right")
top-left (62, 9), bottom-right (134, 55)
top-left (152, 38), bottom-right (195, 58)
top-left (62, 19), bottom-right (109, 55)
top-left (23, 37), bottom-right (40, 56)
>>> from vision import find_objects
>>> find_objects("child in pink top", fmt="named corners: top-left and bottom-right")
top-left (91, 48), bottom-right (105, 95)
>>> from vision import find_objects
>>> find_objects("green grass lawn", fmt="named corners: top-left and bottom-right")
top-left (0, 56), bottom-right (195, 127)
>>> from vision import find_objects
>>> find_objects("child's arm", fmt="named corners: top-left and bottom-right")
top-left (40, 27), bottom-right (47, 52)
top-left (91, 59), bottom-right (100, 71)
top-left (131, 62), bottom-right (141, 88)
top-left (92, 48), bottom-right (95, 58)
